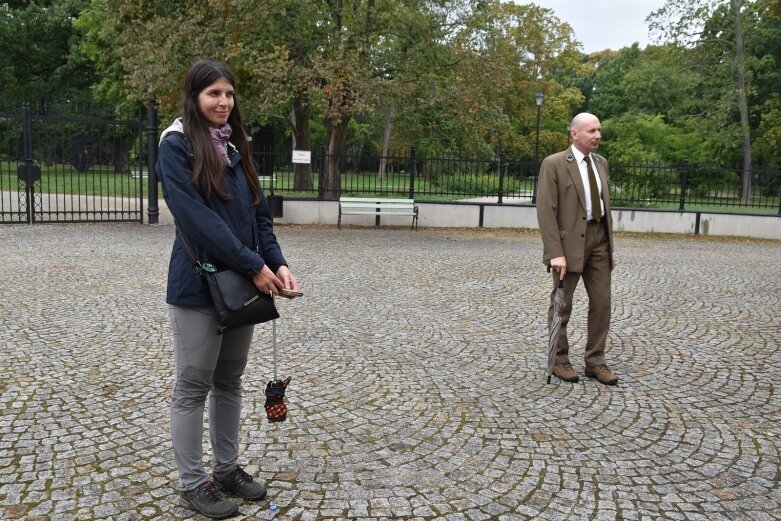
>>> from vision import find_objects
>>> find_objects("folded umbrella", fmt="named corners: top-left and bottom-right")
top-left (547, 271), bottom-right (565, 384)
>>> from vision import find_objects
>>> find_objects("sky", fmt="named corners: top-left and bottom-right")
top-left (528, 0), bottom-right (669, 54)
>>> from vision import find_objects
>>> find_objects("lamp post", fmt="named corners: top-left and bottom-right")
top-left (534, 92), bottom-right (544, 162)
top-left (532, 92), bottom-right (544, 204)
top-left (566, 123), bottom-right (571, 147)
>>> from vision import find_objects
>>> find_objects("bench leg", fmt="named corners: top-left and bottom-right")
top-left (338, 209), bottom-right (342, 230)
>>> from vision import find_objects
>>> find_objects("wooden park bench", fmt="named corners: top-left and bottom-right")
top-left (338, 197), bottom-right (419, 230)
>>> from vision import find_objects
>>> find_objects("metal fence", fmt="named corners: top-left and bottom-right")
top-left (609, 159), bottom-right (780, 212)
top-left (0, 101), bottom-right (146, 224)
top-left (2, 98), bottom-right (780, 226)
top-left (258, 147), bottom-right (781, 214)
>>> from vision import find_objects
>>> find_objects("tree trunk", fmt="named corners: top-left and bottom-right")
top-left (378, 101), bottom-right (396, 180)
top-left (323, 117), bottom-right (347, 200)
top-left (732, 0), bottom-right (751, 202)
top-left (291, 93), bottom-right (313, 191)
top-left (113, 136), bottom-right (128, 173)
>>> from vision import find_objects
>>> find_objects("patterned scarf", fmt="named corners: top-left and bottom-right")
top-left (209, 123), bottom-right (233, 165)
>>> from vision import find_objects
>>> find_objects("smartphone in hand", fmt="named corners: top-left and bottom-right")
top-left (278, 288), bottom-right (303, 298)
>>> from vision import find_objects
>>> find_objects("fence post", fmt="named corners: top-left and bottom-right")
top-left (269, 145), bottom-right (275, 197)
top-left (409, 145), bottom-right (416, 199)
top-left (20, 102), bottom-right (35, 224)
top-left (146, 104), bottom-right (159, 224)
top-left (498, 149), bottom-right (505, 204)
top-left (317, 145), bottom-right (325, 200)
top-left (679, 156), bottom-right (688, 211)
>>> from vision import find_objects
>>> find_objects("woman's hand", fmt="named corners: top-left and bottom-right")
top-left (252, 265), bottom-right (282, 295)
top-left (275, 266), bottom-right (299, 298)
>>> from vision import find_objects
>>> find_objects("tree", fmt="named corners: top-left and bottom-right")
top-left (389, 1), bottom-right (583, 161)
top-left (79, 0), bottom-right (454, 198)
top-left (0, 0), bottom-right (95, 102)
top-left (588, 44), bottom-right (699, 122)
top-left (649, 0), bottom-right (753, 201)
top-left (75, 0), bottom-right (610, 193)
top-left (599, 113), bottom-right (694, 163)
top-left (744, 0), bottom-right (781, 165)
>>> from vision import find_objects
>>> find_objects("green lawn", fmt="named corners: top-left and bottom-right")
top-left (1, 162), bottom-right (145, 198)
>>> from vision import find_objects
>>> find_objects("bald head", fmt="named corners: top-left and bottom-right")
top-left (571, 113), bottom-right (598, 131)
top-left (570, 113), bottom-right (602, 154)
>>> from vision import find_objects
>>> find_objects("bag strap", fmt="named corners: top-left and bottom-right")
top-left (176, 212), bottom-right (259, 274)
top-left (176, 225), bottom-right (205, 273)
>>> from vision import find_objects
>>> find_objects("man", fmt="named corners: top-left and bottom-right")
top-left (536, 112), bottom-right (619, 385)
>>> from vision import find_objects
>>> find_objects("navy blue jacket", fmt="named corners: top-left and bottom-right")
top-left (157, 129), bottom-right (287, 307)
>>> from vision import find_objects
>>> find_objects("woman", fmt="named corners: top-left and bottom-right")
top-left (157, 59), bottom-right (299, 519)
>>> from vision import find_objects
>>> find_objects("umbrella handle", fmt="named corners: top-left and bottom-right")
top-left (547, 264), bottom-right (566, 284)
top-left (271, 292), bottom-right (278, 381)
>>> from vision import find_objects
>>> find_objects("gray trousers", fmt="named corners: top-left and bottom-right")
top-left (168, 305), bottom-right (255, 491)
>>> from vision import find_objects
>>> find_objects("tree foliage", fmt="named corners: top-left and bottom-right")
top-left (3, 0), bottom-right (778, 184)
top-left (0, 0), bottom-right (95, 102)
top-left (75, 0), bottom-right (584, 196)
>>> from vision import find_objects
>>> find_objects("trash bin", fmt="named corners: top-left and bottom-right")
top-left (267, 195), bottom-right (284, 218)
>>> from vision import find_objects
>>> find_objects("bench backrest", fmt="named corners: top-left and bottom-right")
top-left (339, 197), bottom-right (415, 209)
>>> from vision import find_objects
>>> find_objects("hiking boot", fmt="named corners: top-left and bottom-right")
top-left (180, 480), bottom-right (238, 519)
top-left (214, 466), bottom-right (267, 501)
top-left (585, 364), bottom-right (619, 386)
top-left (552, 363), bottom-right (579, 383)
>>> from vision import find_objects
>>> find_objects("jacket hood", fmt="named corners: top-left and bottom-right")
top-left (159, 117), bottom-right (184, 144)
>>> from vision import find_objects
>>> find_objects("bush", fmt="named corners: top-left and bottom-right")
top-left (442, 172), bottom-right (500, 195)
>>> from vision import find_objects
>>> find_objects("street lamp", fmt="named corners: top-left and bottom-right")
top-left (532, 92), bottom-right (544, 204)
top-left (534, 92), bottom-right (544, 163)
top-left (566, 124), bottom-right (571, 146)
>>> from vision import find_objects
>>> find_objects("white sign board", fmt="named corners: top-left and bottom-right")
top-left (292, 150), bottom-right (311, 164)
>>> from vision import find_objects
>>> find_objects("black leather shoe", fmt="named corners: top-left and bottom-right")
top-left (214, 466), bottom-right (267, 501)
top-left (180, 480), bottom-right (238, 519)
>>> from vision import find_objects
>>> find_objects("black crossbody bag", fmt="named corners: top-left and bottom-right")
top-left (178, 223), bottom-right (279, 335)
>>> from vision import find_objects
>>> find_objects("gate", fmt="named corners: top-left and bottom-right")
top-left (0, 101), bottom-right (145, 224)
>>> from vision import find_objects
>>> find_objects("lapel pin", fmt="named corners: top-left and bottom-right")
top-left (566, 153), bottom-right (574, 163)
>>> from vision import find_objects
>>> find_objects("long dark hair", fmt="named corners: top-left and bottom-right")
top-left (182, 59), bottom-right (260, 204)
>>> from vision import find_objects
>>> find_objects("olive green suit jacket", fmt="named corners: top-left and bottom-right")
top-left (536, 147), bottom-right (614, 273)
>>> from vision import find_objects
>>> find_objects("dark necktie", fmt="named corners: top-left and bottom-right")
top-left (584, 156), bottom-right (602, 222)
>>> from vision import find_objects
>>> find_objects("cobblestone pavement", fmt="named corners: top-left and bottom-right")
top-left (1, 223), bottom-right (780, 521)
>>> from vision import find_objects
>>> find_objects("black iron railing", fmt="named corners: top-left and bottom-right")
top-left (0, 101), bottom-right (146, 224)
top-left (254, 148), bottom-right (781, 214)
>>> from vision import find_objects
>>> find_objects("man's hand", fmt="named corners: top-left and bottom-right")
top-left (550, 256), bottom-right (567, 280)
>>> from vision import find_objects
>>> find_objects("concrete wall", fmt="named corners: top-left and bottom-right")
top-left (698, 212), bottom-right (781, 239)
top-left (612, 209), bottom-right (697, 235)
top-left (178, 199), bottom-right (781, 240)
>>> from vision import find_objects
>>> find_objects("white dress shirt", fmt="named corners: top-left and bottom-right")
top-left (570, 146), bottom-right (604, 221)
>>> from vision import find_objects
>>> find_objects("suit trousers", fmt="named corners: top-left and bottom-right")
top-left (168, 305), bottom-right (255, 491)
top-left (548, 220), bottom-right (612, 367)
